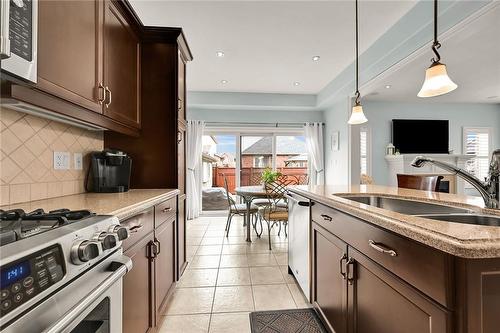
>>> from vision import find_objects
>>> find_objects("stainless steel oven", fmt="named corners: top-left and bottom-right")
top-left (1, 0), bottom-right (38, 83)
top-left (0, 210), bottom-right (132, 333)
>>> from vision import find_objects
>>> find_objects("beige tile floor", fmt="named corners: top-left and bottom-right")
top-left (159, 215), bottom-right (310, 333)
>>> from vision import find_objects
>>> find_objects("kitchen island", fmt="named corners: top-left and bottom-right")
top-left (288, 185), bottom-right (500, 333)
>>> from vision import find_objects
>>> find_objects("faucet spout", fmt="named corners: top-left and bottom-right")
top-left (411, 153), bottom-right (499, 209)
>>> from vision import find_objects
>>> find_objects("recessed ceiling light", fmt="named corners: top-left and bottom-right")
top-left (293, 82), bottom-right (300, 86)
top-left (216, 51), bottom-right (225, 57)
top-left (385, 85), bottom-right (392, 89)
top-left (312, 56), bottom-right (320, 61)
top-left (221, 80), bottom-right (228, 84)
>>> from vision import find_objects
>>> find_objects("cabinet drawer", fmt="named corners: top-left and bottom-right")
top-left (312, 202), bottom-right (452, 307)
top-left (155, 197), bottom-right (177, 227)
top-left (121, 208), bottom-right (154, 251)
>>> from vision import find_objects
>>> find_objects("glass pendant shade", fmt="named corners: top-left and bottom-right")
top-left (418, 62), bottom-right (458, 98)
top-left (348, 103), bottom-right (368, 125)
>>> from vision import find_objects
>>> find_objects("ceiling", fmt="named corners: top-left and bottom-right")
top-left (364, 3), bottom-right (500, 104)
top-left (129, 0), bottom-right (416, 94)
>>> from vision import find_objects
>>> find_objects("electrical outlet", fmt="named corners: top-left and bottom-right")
top-left (54, 152), bottom-right (70, 170)
top-left (74, 153), bottom-right (83, 170)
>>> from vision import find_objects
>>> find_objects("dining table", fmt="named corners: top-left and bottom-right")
top-left (235, 185), bottom-right (283, 242)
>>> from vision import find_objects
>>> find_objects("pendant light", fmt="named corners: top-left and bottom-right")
top-left (417, 0), bottom-right (457, 97)
top-left (348, 0), bottom-right (368, 125)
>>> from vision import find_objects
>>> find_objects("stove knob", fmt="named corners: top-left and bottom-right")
top-left (109, 225), bottom-right (130, 241)
top-left (98, 232), bottom-right (119, 250)
top-left (71, 240), bottom-right (102, 265)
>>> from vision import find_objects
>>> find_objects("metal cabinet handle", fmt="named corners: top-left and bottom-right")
top-left (178, 98), bottom-right (183, 110)
top-left (320, 214), bottom-right (332, 222)
top-left (162, 207), bottom-right (172, 213)
top-left (177, 131), bottom-right (182, 143)
top-left (105, 86), bottom-right (112, 107)
top-left (155, 238), bottom-right (161, 255)
top-left (368, 240), bottom-right (397, 257)
top-left (346, 257), bottom-right (355, 285)
top-left (129, 224), bottom-right (144, 233)
top-left (97, 83), bottom-right (106, 104)
top-left (339, 253), bottom-right (347, 279)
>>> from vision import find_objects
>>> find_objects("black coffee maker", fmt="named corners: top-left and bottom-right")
top-left (86, 149), bottom-right (132, 193)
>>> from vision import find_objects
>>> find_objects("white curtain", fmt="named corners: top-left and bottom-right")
top-left (304, 123), bottom-right (325, 185)
top-left (186, 120), bottom-right (205, 220)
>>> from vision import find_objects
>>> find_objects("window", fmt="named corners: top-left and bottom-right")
top-left (463, 127), bottom-right (492, 182)
top-left (360, 127), bottom-right (370, 176)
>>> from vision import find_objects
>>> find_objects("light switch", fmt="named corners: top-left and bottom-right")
top-left (74, 153), bottom-right (83, 170)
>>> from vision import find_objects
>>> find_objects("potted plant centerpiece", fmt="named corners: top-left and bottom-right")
top-left (261, 168), bottom-right (281, 188)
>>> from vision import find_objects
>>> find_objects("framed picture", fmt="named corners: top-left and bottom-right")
top-left (331, 131), bottom-right (340, 151)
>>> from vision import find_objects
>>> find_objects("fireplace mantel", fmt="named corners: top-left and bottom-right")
top-left (385, 154), bottom-right (472, 194)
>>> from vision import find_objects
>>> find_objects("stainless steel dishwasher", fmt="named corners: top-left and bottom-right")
top-left (286, 191), bottom-right (313, 302)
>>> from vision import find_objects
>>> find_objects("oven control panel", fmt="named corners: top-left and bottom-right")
top-left (0, 245), bottom-right (65, 317)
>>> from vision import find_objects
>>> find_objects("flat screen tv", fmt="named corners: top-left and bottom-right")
top-left (392, 119), bottom-right (449, 154)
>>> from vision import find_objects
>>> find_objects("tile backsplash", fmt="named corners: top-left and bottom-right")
top-left (0, 107), bottom-right (103, 205)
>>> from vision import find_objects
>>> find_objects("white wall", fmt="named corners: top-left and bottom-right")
top-left (324, 98), bottom-right (351, 185)
top-left (188, 108), bottom-right (324, 124)
top-left (363, 101), bottom-right (500, 185)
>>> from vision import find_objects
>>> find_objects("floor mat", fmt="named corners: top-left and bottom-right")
top-left (249, 308), bottom-right (328, 333)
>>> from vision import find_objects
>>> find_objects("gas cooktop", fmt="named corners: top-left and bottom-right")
top-left (0, 208), bottom-right (95, 246)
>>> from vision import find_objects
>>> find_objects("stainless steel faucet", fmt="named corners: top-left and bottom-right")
top-left (411, 149), bottom-right (500, 209)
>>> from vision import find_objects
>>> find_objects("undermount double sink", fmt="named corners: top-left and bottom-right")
top-left (338, 195), bottom-right (500, 227)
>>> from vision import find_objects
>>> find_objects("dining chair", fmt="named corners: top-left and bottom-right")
top-left (223, 177), bottom-right (259, 237)
top-left (257, 181), bottom-right (289, 250)
top-left (397, 174), bottom-right (443, 192)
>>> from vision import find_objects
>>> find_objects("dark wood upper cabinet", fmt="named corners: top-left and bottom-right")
top-left (103, 0), bottom-right (141, 128)
top-left (37, 0), bottom-right (103, 113)
top-left (177, 51), bottom-right (186, 122)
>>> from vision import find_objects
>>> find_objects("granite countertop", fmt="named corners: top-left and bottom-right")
top-left (0, 189), bottom-right (180, 221)
top-left (289, 185), bottom-right (500, 259)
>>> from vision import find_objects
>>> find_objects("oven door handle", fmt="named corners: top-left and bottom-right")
top-left (42, 255), bottom-right (133, 333)
top-left (0, 0), bottom-right (11, 59)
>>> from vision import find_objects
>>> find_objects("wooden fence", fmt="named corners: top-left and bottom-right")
top-left (212, 166), bottom-right (308, 193)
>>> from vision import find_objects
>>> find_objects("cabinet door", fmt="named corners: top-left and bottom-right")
top-left (177, 51), bottom-right (186, 122)
top-left (177, 196), bottom-right (187, 279)
top-left (123, 233), bottom-right (153, 333)
top-left (177, 126), bottom-right (186, 194)
top-left (155, 217), bottom-right (176, 319)
top-left (37, 0), bottom-right (103, 113)
top-left (103, 0), bottom-right (140, 128)
top-left (347, 249), bottom-right (449, 333)
top-left (312, 223), bottom-right (348, 333)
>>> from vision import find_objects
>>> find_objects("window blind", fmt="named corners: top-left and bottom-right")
top-left (464, 128), bottom-right (490, 182)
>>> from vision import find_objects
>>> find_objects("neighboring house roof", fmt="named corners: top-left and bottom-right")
top-left (285, 153), bottom-right (308, 162)
top-left (242, 136), bottom-right (306, 155)
top-left (202, 152), bottom-right (218, 163)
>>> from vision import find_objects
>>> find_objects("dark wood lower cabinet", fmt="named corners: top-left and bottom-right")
top-left (154, 217), bottom-right (176, 321)
top-left (177, 196), bottom-right (187, 279)
top-left (123, 232), bottom-right (154, 333)
top-left (121, 197), bottom-right (179, 332)
top-left (347, 249), bottom-right (449, 333)
top-left (312, 223), bottom-right (347, 333)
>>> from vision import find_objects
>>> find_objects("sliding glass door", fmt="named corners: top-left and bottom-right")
top-left (201, 129), bottom-right (308, 212)
top-left (240, 135), bottom-right (274, 186)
